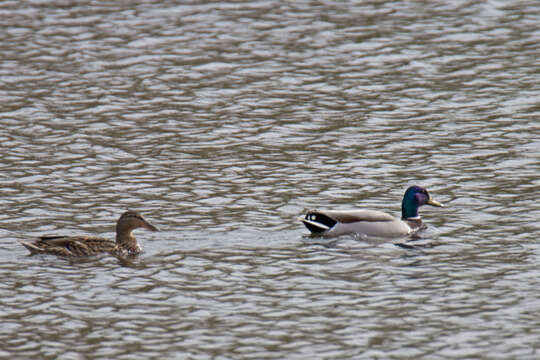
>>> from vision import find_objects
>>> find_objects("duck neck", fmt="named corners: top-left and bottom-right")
top-left (405, 217), bottom-right (425, 233)
top-left (401, 199), bottom-right (420, 220)
top-left (116, 230), bottom-right (141, 254)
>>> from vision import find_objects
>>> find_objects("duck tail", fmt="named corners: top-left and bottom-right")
top-left (299, 211), bottom-right (335, 234)
top-left (19, 241), bottom-right (43, 255)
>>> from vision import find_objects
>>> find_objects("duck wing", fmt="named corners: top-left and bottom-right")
top-left (316, 210), bottom-right (396, 223)
top-left (21, 236), bottom-right (116, 256)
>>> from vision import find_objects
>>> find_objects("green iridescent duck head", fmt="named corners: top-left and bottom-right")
top-left (401, 185), bottom-right (444, 220)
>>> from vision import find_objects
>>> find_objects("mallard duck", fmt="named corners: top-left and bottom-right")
top-left (300, 185), bottom-right (443, 238)
top-left (20, 210), bottom-right (158, 257)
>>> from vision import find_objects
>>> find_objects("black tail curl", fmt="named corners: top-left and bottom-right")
top-left (302, 212), bottom-right (337, 233)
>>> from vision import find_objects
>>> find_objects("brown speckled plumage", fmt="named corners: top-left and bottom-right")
top-left (20, 211), bottom-right (158, 257)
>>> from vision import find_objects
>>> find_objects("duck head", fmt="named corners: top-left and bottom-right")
top-left (115, 210), bottom-right (159, 254)
top-left (116, 210), bottom-right (159, 235)
top-left (401, 185), bottom-right (444, 220)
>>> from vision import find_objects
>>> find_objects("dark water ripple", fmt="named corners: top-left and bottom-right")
top-left (0, 0), bottom-right (539, 359)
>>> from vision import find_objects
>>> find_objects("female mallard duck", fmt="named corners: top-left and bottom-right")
top-left (19, 210), bottom-right (158, 257)
top-left (300, 185), bottom-right (443, 238)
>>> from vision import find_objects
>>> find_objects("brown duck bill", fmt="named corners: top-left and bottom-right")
top-left (142, 219), bottom-right (159, 232)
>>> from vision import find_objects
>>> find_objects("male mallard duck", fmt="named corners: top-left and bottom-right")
top-left (300, 185), bottom-right (443, 238)
top-left (20, 210), bottom-right (158, 257)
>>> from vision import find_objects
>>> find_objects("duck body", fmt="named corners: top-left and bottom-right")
top-left (300, 186), bottom-right (443, 238)
top-left (20, 210), bottom-right (158, 257)
top-left (20, 235), bottom-right (119, 257)
top-left (302, 209), bottom-right (416, 238)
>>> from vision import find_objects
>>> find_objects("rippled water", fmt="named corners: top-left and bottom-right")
top-left (1, 1), bottom-right (539, 359)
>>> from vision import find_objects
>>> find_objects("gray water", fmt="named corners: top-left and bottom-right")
top-left (1, 1), bottom-right (539, 359)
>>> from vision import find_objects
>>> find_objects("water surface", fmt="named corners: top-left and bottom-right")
top-left (0, 1), bottom-right (539, 359)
